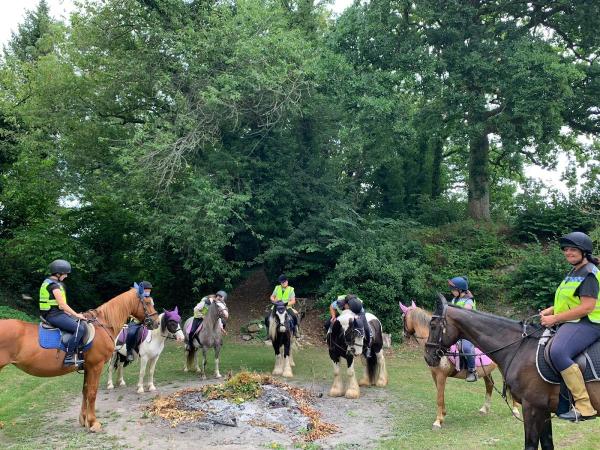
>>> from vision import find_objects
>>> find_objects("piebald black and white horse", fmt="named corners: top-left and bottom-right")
top-left (268, 301), bottom-right (295, 378)
top-left (327, 309), bottom-right (387, 398)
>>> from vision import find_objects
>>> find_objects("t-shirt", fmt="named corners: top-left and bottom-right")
top-left (568, 263), bottom-right (600, 300)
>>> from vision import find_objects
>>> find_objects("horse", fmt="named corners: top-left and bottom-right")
top-left (107, 308), bottom-right (184, 393)
top-left (327, 309), bottom-right (387, 399)
top-left (424, 293), bottom-right (600, 450)
top-left (400, 300), bottom-right (521, 429)
top-left (183, 295), bottom-right (228, 378)
top-left (0, 288), bottom-right (159, 432)
top-left (267, 301), bottom-right (297, 378)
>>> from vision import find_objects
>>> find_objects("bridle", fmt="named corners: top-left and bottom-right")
top-left (328, 319), bottom-right (364, 356)
top-left (424, 302), bottom-right (449, 358)
top-left (138, 294), bottom-right (159, 329)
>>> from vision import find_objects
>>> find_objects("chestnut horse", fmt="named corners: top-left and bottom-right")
top-left (424, 293), bottom-right (600, 450)
top-left (0, 288), bottom-right (159, 432)
top-left (400, 300), bottom-right (520, 429)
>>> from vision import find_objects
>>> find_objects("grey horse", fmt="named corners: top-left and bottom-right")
top-left (183, 297), bottom-right (229, 378)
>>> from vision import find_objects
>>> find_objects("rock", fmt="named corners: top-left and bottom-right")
top-left (241, 334), bottom-right (253, 341)
top-left (382, 333), bottom-right (392, 348)
top-left (247, 323), bottom-right (262, 333)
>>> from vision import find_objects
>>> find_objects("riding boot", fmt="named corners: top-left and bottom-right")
top-left (64, 351), bottom-right (81, 367)
top-left (558, 364), bottom-right (597, 421)
top-left (126, 349), bottom-right (135, 362)
top-left (466, 369), bottom-right (478, 382)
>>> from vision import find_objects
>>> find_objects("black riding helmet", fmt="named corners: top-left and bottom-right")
top-left (49, 259), bottom-right (71, 275)
top-left (346, 295), bottom-right (363, 314)
top-left (559, 232), bottom-right (593, 256)
top-left (140, 281), bottom-right (153, 290)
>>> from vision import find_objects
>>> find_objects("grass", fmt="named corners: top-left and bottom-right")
top-left (1, 339), bottom-right (599, 449)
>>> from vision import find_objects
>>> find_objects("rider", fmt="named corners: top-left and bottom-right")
top-left (448, 276), bottom-right (478, 382)
top-left (39, 259), bottom-right (87, 366)
top-left (267, 275), bottom-right (299, 337)
top-left (125, 281), bottom-right (153, 362)
top-left (346, 294), bottom-right (373, 358)
top-left (324, 295), bottom-right (347, 335)
top-left (540, 231), bottom-right (600, 421)
top-left (186, 290), bottom-right (228, 351)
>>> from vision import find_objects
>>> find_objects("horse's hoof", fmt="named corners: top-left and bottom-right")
top-left (359, 378), bottom-right (370, 387)
top-left (137, 387), bottom-right (144, 394)
top-left (282, 370), bottom-right (293, 378)
top-left (479, 406), bottom-right (490, 415)
top-left (107, 384), bottom-right (114, 390)
top-left (118, 381), bottom-right (126, 387)
top-left (328, 388), bottom-right (343, 397)
top-left (432, 422), bottom-right (442, 431)
top-left (376, 379), bottom-right (388, 387)
top-left (215, 373), bottom-right (222, 379)
top-left (89, 421), bottom-right (102, 433)
top-left (183, 367), bottom-right (188, 372)
top-left (79, 415), bottom-right (86, 427)
top-left (344, 389), bottom-right (360, 399)
top-left (201, 375), bottom-right (207, 380)
top-left (148, 385), bottom-right (156, 392)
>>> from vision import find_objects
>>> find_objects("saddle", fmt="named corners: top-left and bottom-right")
top-left (38, 318), bottom-right (95, 352)
top-left (536, 329), bottom-right (600, 384)
top-left (448, 341), bottom-right (493, 371)
top-left (116, 324), bottom-right (149, 348)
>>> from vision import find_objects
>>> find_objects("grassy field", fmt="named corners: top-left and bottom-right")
top-left (0, 340), bottom-right (598, 449)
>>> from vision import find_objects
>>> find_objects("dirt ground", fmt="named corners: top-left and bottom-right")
top-left (53, 377), bottom-right (393, 450)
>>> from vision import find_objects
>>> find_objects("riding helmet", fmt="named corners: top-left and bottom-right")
top-left (49, 259), bottom-right (71, 275)
top-left (559, 231), bottom-right (593, 255)
top-left (216, 290), bottom-right (228, 301)
top-left (347, 295), bottom-right (363, 314)
top-left (140, 280), bottom-right (153, 290)
top-left (278, 274), bottom-right (288, 283)
top-left (448, 276), bottom-right (469, 291)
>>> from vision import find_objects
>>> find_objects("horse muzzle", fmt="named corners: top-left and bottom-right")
top-left (278, 325), bottom-right (286, 333)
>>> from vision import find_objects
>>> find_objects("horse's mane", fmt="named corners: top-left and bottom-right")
top-left (410, 307), bottom-right (432, 331)
top-left (447, 304), bottom-right (538, 332)
top-left (93, 289), bottom-right (137, 336)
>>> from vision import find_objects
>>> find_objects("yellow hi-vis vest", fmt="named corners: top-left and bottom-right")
top-left (274, 285), bottom-right (294, 304)
top-left (39, 278), bottom-right (67, 311)
top-left (554, 264), bottom-right (600, 323)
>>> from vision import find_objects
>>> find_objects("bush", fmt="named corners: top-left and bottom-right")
top-left (508, 243), bottom-right (567, 312)
top-left (0, 306), bottom-right (36, 322)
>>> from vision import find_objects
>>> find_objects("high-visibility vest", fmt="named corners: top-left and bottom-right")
top-left (554, 264), bottom-right (600, 323)
top-left (39, 278), bottom-right (66, 311)
top-left (452, 297), bottom-right (476, 310)
top-left (274, 285), bottom-right (294, 303)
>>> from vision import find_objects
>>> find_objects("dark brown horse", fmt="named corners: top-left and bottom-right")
top-left (0, 289), bottom-right (159, 431)
top-left (424, 294), bottom-right (600, 450)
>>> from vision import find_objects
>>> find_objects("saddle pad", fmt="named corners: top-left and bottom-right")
top-left (116, 325), bottom-right (149, 346)
top-left (448, 344), bottom-right (493, 371)
top-left (185, 322), bottom-right (203, 337)
top-left (38, 325), bottom-right (93, 352)
top-left (536, 339), bottom-right (600, 384)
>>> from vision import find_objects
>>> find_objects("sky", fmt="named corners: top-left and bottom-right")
top-left (0, 0), bottom-right (579, 194)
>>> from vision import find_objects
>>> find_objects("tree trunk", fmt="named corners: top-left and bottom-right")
top-left (467, 132), bottom-right (490, 220)
top-left (430, 136), bottom-right (444, 199)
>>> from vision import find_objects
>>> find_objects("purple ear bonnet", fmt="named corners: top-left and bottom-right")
top-left (166, 307), bottom-right (181, 322)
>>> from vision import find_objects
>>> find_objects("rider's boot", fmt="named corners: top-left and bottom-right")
top-left (64, 351), bottom-right (82, 367)
top-left (466, 369), bottom-right (478, 382)
top-left (126, 349), bottom-right (135, 362)
top-left (559, 364), bottom-right (597, 421)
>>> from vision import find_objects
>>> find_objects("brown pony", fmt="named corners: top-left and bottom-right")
top-left (0, 288), bottom-right (159, 432)
top-left (400, 300), bottom-right (520, 429)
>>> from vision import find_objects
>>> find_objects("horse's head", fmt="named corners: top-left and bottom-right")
top-left (162, 307), bottom-right (184, 341)
top-left (273, 301), bottom-right (290, 334)
top-left (331, 311), bottom-right (364, 357)
top-left (131, 289), bottom-right (160, 330)
top-left (212, 297), bottom-right (229, 321)
top-left (399, 300), bottom-right (418, 339)
top-left (424, 293), bottom-right (459, 367)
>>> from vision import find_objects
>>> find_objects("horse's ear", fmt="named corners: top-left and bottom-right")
top-left (173, 306), bottom-right (178, 315)
top-left (411, 300), bottom-right (417, 308)
top-left (399, 301), bottom-right (409, 314)
top-left (435, 293), bottom-right (447, 314)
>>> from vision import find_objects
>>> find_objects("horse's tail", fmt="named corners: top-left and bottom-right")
top-left (366, 351), bottom-right (378, 383)
top-left (186, 345), bottom-right (195, 368)
top-left (367, 317), bottom-right (384, 384)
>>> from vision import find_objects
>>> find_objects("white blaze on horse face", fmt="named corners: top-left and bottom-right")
top-left (276, 310), bottom-right (287, 333)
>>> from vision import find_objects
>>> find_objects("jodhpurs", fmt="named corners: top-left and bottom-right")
top-left (550, 320), bottom-right (600, 372)
top-left (44, 309), bottom-right (86, 353)
top-left (459, 339), bottom-right (476, 371)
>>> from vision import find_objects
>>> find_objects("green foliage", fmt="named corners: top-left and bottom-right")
top-left (0, 305), bottom-right (35, 322)
top-left (508, 244), bottom-right (568, 312)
